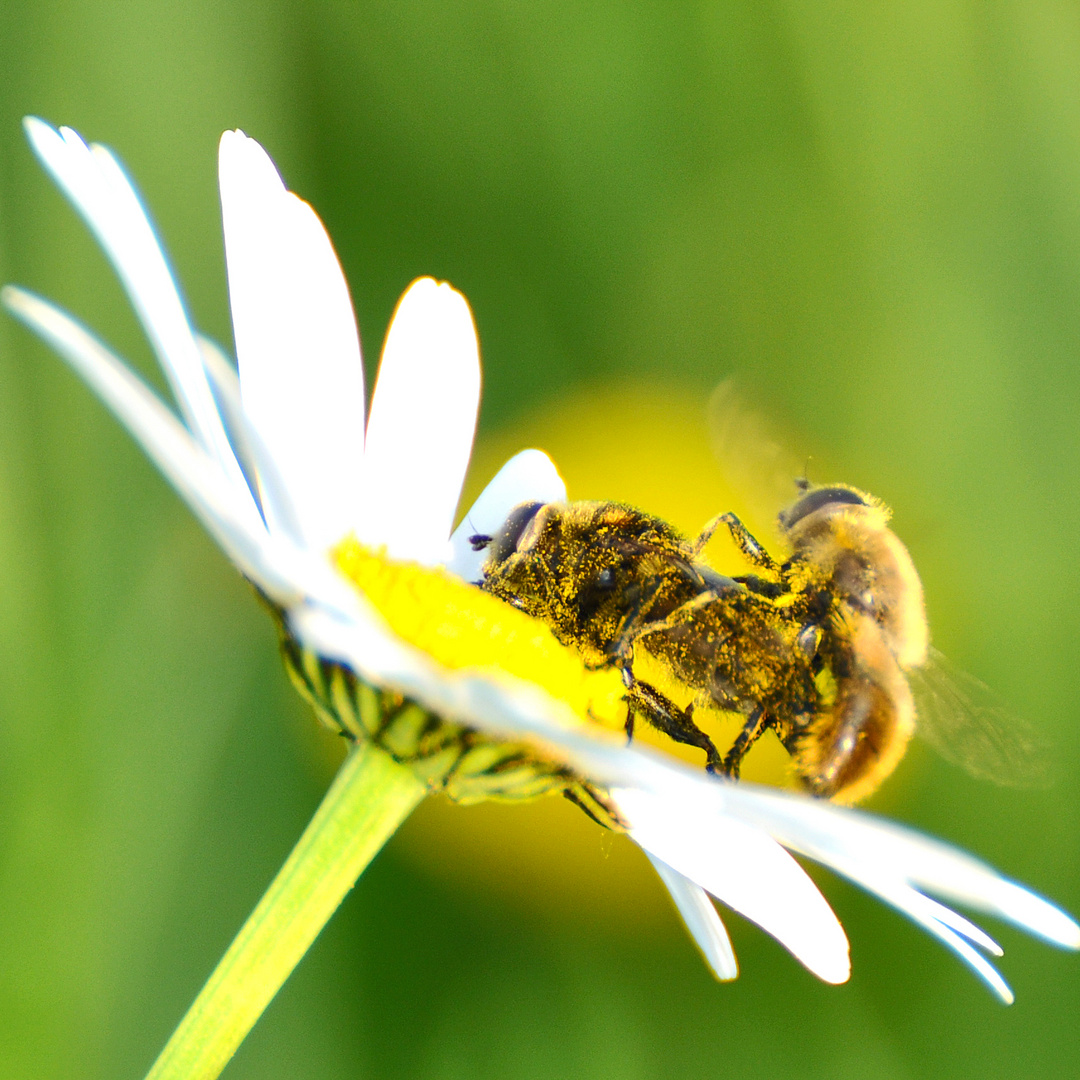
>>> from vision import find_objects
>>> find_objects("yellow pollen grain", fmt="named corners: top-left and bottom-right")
top-left (333, 537), bottom-right (626, 731)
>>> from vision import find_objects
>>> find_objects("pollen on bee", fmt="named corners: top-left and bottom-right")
top-left (331, 535), bottom-right (627, 732)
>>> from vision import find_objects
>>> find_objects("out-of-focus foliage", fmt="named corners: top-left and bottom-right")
top-left (0, 2), bottom-right (1078, 1078)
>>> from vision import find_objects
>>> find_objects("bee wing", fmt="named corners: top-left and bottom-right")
top-left (910, 648), bottom-right (1053, 788)
top-left (707, 378), bottom-right (811, 523)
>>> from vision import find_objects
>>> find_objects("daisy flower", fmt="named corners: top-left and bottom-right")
top-left (3, 119), bottom-right (1077, 1078)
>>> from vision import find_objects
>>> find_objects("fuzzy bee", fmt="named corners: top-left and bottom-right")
top-left (473, 484), bottom-right (934, 803)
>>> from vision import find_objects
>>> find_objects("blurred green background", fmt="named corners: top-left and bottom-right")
top-left (1, 1), bottom-right (1079, 1078)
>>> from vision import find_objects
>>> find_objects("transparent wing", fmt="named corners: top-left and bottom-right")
top-left (707, 378), bottom-right (813, 523)
top-left (911, 648), bottom-right (1053, 788)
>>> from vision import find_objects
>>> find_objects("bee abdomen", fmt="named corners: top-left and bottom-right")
top-left (793, 619), bottom-right (915, 803)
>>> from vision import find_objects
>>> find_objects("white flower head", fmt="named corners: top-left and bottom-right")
top-left (4, 119), bottom-right (1077, 1004)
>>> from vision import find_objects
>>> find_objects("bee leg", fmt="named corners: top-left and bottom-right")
top-left (721, 707), bottom-right (769, 779)
top-left (621, 589), bottom-right (727, 652)
top-left (622, 667), bottom-right (724, 773)
top-left (715, 512), bottom-right (780, 574)
top-left (690, 512), bottom-right (727, 555)
top-left (603, 574), bottom-right (674, 664)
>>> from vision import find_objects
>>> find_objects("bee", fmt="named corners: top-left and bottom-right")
top-left (726, 483), bottom-right (928, 801)
top-left (473, 483), bottom-right (932, 803)
top-left (718, 483), bottom-right (1046, 798)
top-left (474, 500), bottom-right (817, 776)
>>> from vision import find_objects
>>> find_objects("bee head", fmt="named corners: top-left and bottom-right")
top-left (778, 485), bottom-right (870, 533)
top-left (481, 501), bottom-right (548, 567)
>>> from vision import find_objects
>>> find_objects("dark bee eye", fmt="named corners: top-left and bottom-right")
top-left (595, 566), bottom-right (616, 589)
top-left (486, 502), bottom-right (545, 565)
top-left (779, 486), bottom-right (866, 530)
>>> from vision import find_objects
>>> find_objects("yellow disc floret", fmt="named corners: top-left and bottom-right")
top-left (333, 536), bottom-right (626, 731)
top-left (276, 537), bottom-right (626, 818)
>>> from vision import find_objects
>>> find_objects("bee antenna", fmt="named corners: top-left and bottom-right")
top-left (795, 458), bottom-right (813, 492)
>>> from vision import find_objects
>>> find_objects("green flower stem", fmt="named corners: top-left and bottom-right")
top-left (144, 742), bottom-right (426, 1080)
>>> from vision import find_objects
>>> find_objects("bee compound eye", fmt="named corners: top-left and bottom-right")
top-left (779, 486), bottom-right (867, 530)
top-left (595, 566), bottom-right (616, 589)
top-left (486, 501), bottom-right (546, 565)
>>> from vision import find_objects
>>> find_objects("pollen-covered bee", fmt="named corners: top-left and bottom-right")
top-left (474, 483), bottom-right (931, 803)
top-left (731, 483), bottom-right (929, 801)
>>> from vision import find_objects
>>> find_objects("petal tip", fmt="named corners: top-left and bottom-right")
top-left (218, 128), bottom-right (256, 156)
top-left (22, 116), bottom-right (62, 159)
top-left (0, 283), bottom-right (24, 310)
top-left (1003, 889), bottom-right (1080, 950)
top-left (818, 956), bottom-right (852, 986)
top-left (218, 128), bottom-right (284, 195)
top-left (799, 933), bottom-right (851, 985)
top-left (1055, 916), bottom-right (1080, 951)
top-left (23, 115), bottom-right (50, 139)
top-left (404, 275), bottom-right (441, 293)
top-left (400, 276), bottom-right (472, 314)
top-left (383, 276), bottom-right (480, 371)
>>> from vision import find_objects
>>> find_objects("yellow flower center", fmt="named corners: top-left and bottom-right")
top-left (332, 536), bottom-right (627, 732)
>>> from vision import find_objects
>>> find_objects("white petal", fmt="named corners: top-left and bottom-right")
top-left (358, 278), bottom-right (480, 563)
top-left (896, 889), bottom-right (1003, 957)
top-left (219, 129), bottom-right (366, 550)
top-left (1, 287), bottom-right (297, 601)
top-left (23, 119), bottom-right (243, 492)
top-left (614, 786), bottom-right (850, 983)
top-left (445, 449), bottom-right (567, 582)
top-left (282, 561), bottom-right (1077, 1002)
top-left (195, 335), bottom-right (261, 508)
top-left (717, 786), bottom-right (1080, 951)
top-left (920, 923), bottom-right (1014, 1004)
top-left (197, 334), bottom-right (303, 540)
top-left (647, 854), bottom-right (738, 981)
top-left (841, 866), bottom-right (1013, 1002)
